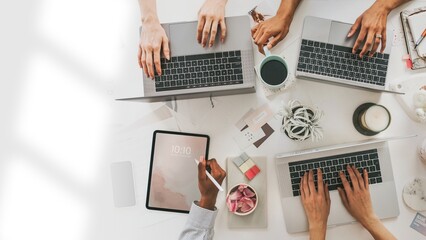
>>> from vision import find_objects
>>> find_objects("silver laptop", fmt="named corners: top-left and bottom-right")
top-left (296, 16), bottom-right (403, 94)
top-left (275, 139), bottom-right (399, 233)
top-left (118, 15), bottom-right (255, 102)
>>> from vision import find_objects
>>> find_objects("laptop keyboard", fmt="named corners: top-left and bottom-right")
top-left (297, 39), bottom-right (389, 86)
top-left (153, 50), bottom-right (244, 92)
top-left (288, 149), bottom-right (382, 197)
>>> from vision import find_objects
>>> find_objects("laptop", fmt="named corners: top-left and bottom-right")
top-left (118, 15), bottom-right (255, 102)
top-left (296, 16), bottom-right (403, 94)
top-left (275, 138), bottom-right (400, 233)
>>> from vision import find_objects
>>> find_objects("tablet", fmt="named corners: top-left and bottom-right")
top-left (146, 130), bottom-right (210, 213)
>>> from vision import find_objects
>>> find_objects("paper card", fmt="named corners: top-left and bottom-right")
top-left (253, 123), bottom-right (274, 148)
top-left (410, 212), bottom-right (426, 236)
top-left (233, 127), bottom-right (266, 150)
top-left (235, 108), bottom-right (255, 130)
top-left (244, 104), bottom-right (274, 131)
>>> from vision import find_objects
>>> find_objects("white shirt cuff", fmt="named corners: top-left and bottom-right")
top-left (187, 201), bottom-right (218, 229)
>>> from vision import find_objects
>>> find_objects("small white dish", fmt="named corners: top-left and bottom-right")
top-left (403, 177), bottom-right (426, 211)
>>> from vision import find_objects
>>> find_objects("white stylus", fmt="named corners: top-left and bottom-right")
top-left (194, 159), bottom-right (224, 192)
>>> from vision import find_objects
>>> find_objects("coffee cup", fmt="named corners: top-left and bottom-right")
top-left (257, 46), bottom-right (290, 89)
top-left (353, 103), bottom-right (391, 136)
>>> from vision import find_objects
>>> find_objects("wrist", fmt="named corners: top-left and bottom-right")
top-left (199, 196), bottom-right (217, 210)
top-left (360, 214), bottom-right (381, 229)
top-left (141, 14), bottom-right (160, 26)
top-left (373, 0), bottom-right (394, 14)
top-left (204, 0), bottom-right (227, 7)
top-left (309, 222), bottom-right (327, 232)
top-left (275, 9), bottom-right (294, 23)
top-left (276, 0), bottom-right (299, 22)
top-left (309, 223), bottom-right (327, 240)
top-left (212, 0), bottom-right (227, 5)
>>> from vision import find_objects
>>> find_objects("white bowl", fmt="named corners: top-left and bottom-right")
top-left (226, 183), bottom-right (258, 216)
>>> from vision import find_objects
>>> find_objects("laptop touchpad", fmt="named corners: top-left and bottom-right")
top-left (169, 21), bottom-right (219, 56)
top-left (328, 21), bottom-right (357, 48)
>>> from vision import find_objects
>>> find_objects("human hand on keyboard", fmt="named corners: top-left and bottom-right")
top-left (300, 169), bottom-right (330, 239)
top-left (348, 0), bottom-right (409, 58)
top-left (338, 165), bottom-right (396, 239)
top-left (197, 0), bottom-right (227, 48)
top-left (338, 165), bottom-right (376, 226)
top-left (347, 1), bottom-right (389, 58)
top-left (138, 19), bottom-right (170, 79)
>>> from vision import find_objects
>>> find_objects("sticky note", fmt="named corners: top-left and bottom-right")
top-left (406, 58), bottom-right (413, 69)
top-left (245, 169), bottom-right (256, 180)
top-left (240, 152), bottom-right (250, 161)
top-left (240, 160), bottom-right (255, 173)
top-left (250, 165), bottom-right (261, 175)
top-left (245, 165), bottom-right (261, 180)
top-left (234, 153), bottom-right (261, 180)
top-left (232, 156), bottom-right (245, 167)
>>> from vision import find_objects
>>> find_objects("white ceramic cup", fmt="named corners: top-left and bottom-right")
top-left (257, 46), bottom-right (290, 89)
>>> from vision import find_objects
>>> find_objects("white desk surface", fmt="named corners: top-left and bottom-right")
top-left (1, 0), bottom-right (426, 240)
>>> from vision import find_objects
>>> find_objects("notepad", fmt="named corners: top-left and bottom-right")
top-left (408, 11), bottom-right (426, 58)
top-left (400, 7), bottom-right (426, 70)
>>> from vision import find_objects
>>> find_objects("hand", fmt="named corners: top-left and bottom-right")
top-left (198, 157), bottom-right (226, 210)
top-left (138, 18), bottom-right (170, 79)
top-left (251, 15), bottom-right (291, 54)
top-left (300, 169), bottom-right (331, 239)
top-left (338, 165), bottom-right (397, 240)
top-left (347, 1), bottom-right (390, 57)
top-left (197, 0), bottom-right (227, 48)
top-left (338, 165), bottom-right (377, 226)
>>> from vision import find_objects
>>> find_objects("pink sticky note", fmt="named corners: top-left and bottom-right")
top-left (245, 169), bottom-right (256, 180)
top-left (402, 54), bottom-right (413, 69)
top-left (406, 58), bottom-right (413, 69)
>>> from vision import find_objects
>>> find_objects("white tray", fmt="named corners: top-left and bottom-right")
top-left (226, 156), bottom-right (267, 228)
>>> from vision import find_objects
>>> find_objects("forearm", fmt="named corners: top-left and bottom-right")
top-left (373, 0), bottom-right (410, 14)
top-left (362, 217), bottom-right (396, 240)
top-left (138, 0), bottom-right (159, 24)
top-left (276, 0), bottom-right (302, 21)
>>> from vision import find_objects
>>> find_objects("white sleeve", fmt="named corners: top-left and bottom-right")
top-left (178, 201), bottom-right (218, 240)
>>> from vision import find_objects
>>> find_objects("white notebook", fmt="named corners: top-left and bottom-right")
top-left (408, 11), bottom-right (426, 58)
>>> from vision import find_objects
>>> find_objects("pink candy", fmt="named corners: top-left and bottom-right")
top-left (226, 184), bottom-right (257, 214)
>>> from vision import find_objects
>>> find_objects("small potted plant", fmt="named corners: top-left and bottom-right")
top-left (278, 100), bottom-right (323, 141)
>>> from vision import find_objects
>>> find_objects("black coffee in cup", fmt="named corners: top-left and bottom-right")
top-left (260, 60), bottom-right (288, 86)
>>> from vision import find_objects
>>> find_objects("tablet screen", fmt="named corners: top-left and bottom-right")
top-left (146, 130), bottom-right (209, 213)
